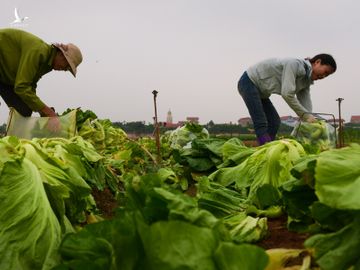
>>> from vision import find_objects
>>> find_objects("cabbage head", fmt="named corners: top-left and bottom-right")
top-left (168, 123), bottom-right (209, 149)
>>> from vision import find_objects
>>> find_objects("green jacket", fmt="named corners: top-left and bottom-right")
top-left (0, 28), bottom-right (57, 111)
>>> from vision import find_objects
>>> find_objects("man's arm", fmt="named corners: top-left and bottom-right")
top-left (281, 61), bottom-right (312, 120)
top-left (296, 88), bottom-right (312, 112)
top-left (14, 50), bottom-right (48, 112)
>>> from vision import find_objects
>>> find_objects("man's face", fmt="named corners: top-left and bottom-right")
top-left (311, 59), bottom-right (335, 81)
top-left (53, 52), bottom-right (70, 71)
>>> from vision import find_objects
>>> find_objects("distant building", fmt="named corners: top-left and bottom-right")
top-left (238, 115), bottom-right (301, 127)
top-left (162, 110), bottom-right (199, 128)
top-left (166, 109), bottom-right (173, 124)
top-left (280, 115), bottom-right (299, 127)
top-left (164, 109), bottom-right (181, 128)
top-left (350, 115), bottom-right (360, 124)
top-left (238, 117), bottom-right (252, 127)
top-left (325, 118), bottom-right (345, 125)
top-left (186, 117), bottom-right (199, 124)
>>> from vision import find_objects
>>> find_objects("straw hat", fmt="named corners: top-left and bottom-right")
top-left (53, 43), bottom-right (83, 77)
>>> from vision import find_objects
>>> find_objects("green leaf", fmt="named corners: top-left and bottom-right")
top-left (57, 210), bottom-right (142, 270)
top-left (315, 144), bottom-right (360, 210)
top-left (0, 158), bottom-right (62, 270)
top-left (305, 215), bottom-right (360, 270)
top-left (137, 220), bottom-right (218, 270)
top-left (214, 242), bottom-right (268, 270)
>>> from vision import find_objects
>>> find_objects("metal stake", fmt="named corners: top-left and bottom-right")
top-left (336, 98), bottom-right (344, 148)
top-left (152, 90), bottom-right (161, 162)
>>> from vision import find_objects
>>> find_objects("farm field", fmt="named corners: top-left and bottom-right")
top-left (1, 109), bottom-right (360, 270)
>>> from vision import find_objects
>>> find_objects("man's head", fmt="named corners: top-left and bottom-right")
top-left (52, 43), bottom-right (82, 77)
top-left (309, 54), bottom-right (336, 81)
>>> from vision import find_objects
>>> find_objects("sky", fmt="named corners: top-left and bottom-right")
top-left (0, 0), bottom-right (359, 125)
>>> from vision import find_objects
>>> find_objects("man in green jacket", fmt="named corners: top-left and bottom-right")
top-left (0, 28), bottom-right (82, 129)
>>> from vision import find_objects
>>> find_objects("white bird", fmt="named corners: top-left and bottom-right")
top-left (11, 8), bottom-right (29, 24)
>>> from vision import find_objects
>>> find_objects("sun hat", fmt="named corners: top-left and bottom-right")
top-left (53, 43), bottom-right (83, 77)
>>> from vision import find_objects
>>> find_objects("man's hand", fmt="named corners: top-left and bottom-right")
top-left (306, 114), bottom-right (317, 123)
top-left (47, 116), bottom-right (61, 133)
top-left (39, 105), bottom-right (61, 133)
top-left (39, 105), bottom-right (57, 117)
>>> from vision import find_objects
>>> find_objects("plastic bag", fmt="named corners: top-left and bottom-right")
top-left (291, 120), bottom-right (336, 151)
top-left (6, 108), bottom-right (77, 139)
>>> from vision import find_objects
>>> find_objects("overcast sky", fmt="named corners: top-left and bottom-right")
top-left (1, 0), bottom-right (359, 125)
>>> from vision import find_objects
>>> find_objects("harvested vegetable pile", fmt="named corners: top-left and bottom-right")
top-left (291, 120), bottom-right (337, 153)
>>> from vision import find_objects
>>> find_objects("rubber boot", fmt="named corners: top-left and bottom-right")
top-left (257, 133), bottom-right (272, 146)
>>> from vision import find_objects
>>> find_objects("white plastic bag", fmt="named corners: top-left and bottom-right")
top-left (6, 108), bottom-right (77, 139)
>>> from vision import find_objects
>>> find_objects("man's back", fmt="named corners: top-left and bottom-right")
top-left (0, 28), bottom-right (51, 85)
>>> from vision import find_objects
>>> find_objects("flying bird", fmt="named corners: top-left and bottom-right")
top-left (11, 8), bottom-right (29, 24)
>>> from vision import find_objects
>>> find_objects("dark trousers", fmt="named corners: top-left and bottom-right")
top-left (237, 72), bottom-right (280, 139)
top-left (0, 82), bottom-right (32, 116)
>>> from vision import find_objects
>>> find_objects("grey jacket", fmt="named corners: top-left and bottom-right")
top-left (246, 58), bottom-right (313, 118)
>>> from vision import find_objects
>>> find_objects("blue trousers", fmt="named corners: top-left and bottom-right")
top-left (237, 72), bottom-right (280, 139)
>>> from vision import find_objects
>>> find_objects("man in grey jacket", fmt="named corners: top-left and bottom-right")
top-left (237, 54), bottom-right (336, 145)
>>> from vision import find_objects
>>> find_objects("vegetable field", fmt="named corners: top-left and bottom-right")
top-left (1, 109), bottom-right (360, 270)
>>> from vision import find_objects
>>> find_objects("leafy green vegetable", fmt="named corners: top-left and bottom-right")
top-left (214, 242), bottom-right (268, 270)
top-left (31, 110), bottom-right (77, 139)
top-left (56, 209), bottom-right (142, 270)
top-left (172, 137), bottom-right (226, 172)
top-left (196, 176), bottom-right (247, 218)
top-left (280, 143), bottom-right (360, 269)
top-left (305, 215), bottom-right (360, 270)
top-left (138, 219), bottom-right (219, 270)
top-left (280, 177), bottom-right (318, 232)
top-left (0, 138), bottom-right (62, 270)
top-left (219, 137), bottom-right (256, 168)
top-left (314, 144), bottom-right (360, 210)
top-left (223, 212), bottom-right (268, 243)
top-left (62, 108), bottom-right (97, 128)
top-left (78, 118), bottom-right (127, 154)
top-left (168, 122), bottom-right (209, 149)
top-left (291, 120), bottom-right (336, 153)
top-left (209, 139), bottom-right (305, 207)
top-left (0, 134), bottom-right (122, 270)
top-left (57, 171), bottom-right (268, 270)
top-left (21, 140), bottom-right (92, 224)
top-left (157, 167), bottom-right (188, 190)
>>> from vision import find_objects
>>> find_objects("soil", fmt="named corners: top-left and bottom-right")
top-left (91, 188), bottom-right (118, 219)
top-left (258, 215), bottom-right (310, 250)
top-left (243, 140), bottom-right (259, 147)
top-left (92, 186), bottom-right (309, 250)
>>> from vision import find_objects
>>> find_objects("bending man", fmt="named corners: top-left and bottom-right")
top-left (0, 28), bottom-right (82, 130)
top-left (237, 54), bottom-right (336, 145)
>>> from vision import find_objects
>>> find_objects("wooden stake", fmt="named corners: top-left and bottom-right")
top-left (152, 90), bottom-right (161, 162)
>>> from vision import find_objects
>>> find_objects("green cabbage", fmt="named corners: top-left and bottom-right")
top-left (168, 123), bottom-right (209, 149)
top-left (209, 139), bottom-right (305, 205)
top-left (291, 120), bottom-right (336, 153)
top-left (0, 137), bottom-right (62, 270)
